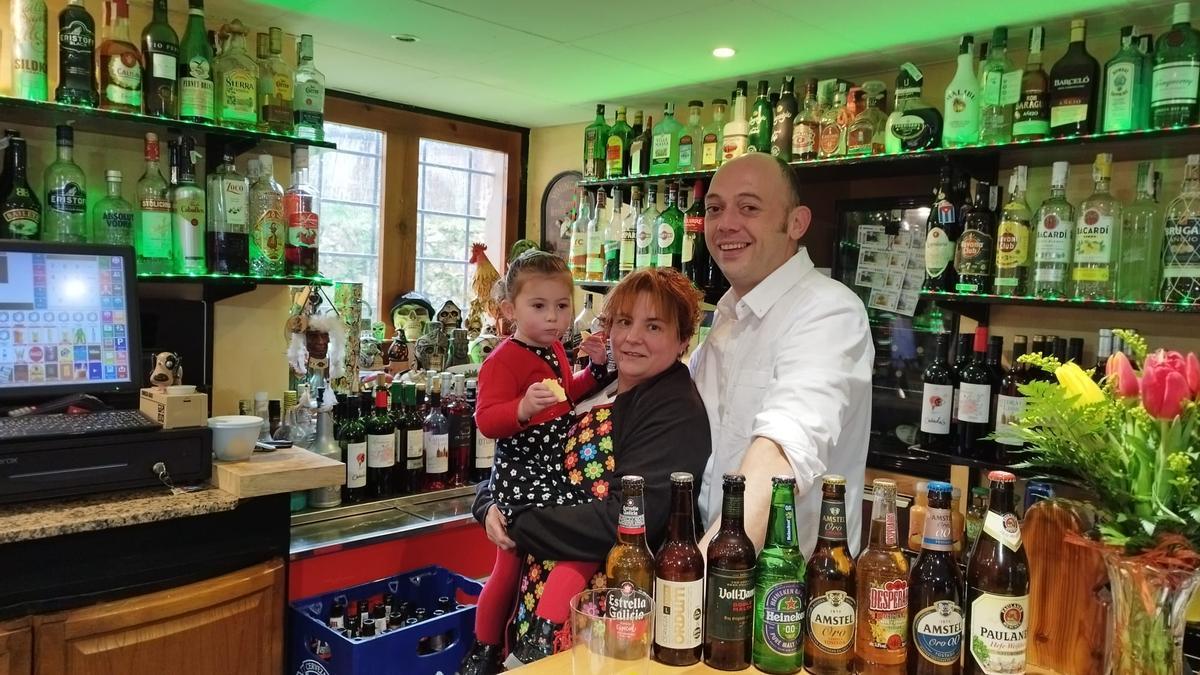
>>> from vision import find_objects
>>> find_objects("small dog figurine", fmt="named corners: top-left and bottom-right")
top-left (150, 352), bottom-right (182, 391)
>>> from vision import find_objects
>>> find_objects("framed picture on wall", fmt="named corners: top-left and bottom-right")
top-left (540, 170), bottom-right (581, 263)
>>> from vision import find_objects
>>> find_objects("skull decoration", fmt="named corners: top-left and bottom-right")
top-left (436, 300), bottom-right (462, 332)
top-left (469, 331), bottom-right (500, 364)
top-left (414, 322), bottom-right (445, 371)
top-left (390, 293), bottom-right (435, 343)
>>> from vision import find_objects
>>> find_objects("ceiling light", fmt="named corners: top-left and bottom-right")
top-left (391, 34), bottom-right (420, 43)
top-left (712, 47), bottom-right (736, 58)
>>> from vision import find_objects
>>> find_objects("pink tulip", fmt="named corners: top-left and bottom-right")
top-left (1106, 352), bottom-right (1140, 398)
top-left (1187, 353), bottom-right (1200, 397)
top-left (1141, 349), bottom-right (1193, 420)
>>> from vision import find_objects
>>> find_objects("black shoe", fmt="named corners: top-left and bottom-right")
top-left (508, 616), bottom-right (561, 664)
top-left (459, 640), bottom-right (503, 675)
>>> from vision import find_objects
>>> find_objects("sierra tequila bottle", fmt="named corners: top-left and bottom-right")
top-left (1071, 153), bottom-right (1121, 300)
top-left (1161, 154), bottom-right (1200, 302)
top-left (214, 20), bottom-right (258, 129)
top-left (1032, 162), bottom-right (1076, 298)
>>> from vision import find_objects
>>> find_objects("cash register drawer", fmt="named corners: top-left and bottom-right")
top-left (0, 427), bottom-right (212, 504)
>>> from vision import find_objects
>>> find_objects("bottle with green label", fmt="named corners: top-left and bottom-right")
top-left (11, 0), bottom-right (49, 101)
top-left (293, 34), bottom-right (326, 141)
top-left (249, 153), bottom-right (286, 276)
top-left (1, 138), bottom-right (42, 240)
top-left (747, 80), bottom-right (772, 154)
top-left (1151, 3), bottom-right (1200, 128)
top-left (43, 125), bottom-right (88, 243)
top-left (1102, 26), bottom-right (1149, 132)
top-left (752, 475), bottom-right (806, 675)
top-left (141, 0), bottom-right (178, 118)
top-left (1072, 153), bottom-right (1120, 300)
top-left (136, 133), bottom-right (172, 273)
top-left (993, 165), bottom-right (1032, 295)
top-left (92, 170), bottom-right (134, 245)
top-left (650, 103), bottom-right (683, 176)
top-left (214, 19), bottom-right (257, 129)
top-left (176, 0), bottom-right (213, 123)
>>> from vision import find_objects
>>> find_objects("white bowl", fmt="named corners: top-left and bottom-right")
top-left (207, 415), bottom-right (263, 461)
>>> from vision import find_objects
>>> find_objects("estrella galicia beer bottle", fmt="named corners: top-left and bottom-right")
top-left (606, 475), bottom-right (655, 596)
top-left (804, 475), bottom-right (857, 673)
top-left (705, 473), bottom-right (756, 670)
top-left (908, 481), bottom-right (965, 674)
top-left (752, 475), bottom-right (806, 674)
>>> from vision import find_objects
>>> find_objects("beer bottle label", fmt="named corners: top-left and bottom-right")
top-left (818, 498), bottom-right (847, 540)
top-left (865, 579), bottom-right (908, 651)
top-left (704, 566), bottom-right (754, 642)
top-left (654, 577), bottom-right (703, 649)
top-left (618, 501), bottom-right (645, 535)
top-left (982, 511), bottom-right (1023, 552)
top-left (806, 589), bottom-right (855, 654)
top-left (913, 600), bottom-right (963, 666)
top-left (968, 592), bottom-right (1029, 674)
top-left (922, 507), bottom-right (954, 551)
top-left (606, 582), bottom-right (652, 644)
top-left (759, 580), bottom-right (804, 656)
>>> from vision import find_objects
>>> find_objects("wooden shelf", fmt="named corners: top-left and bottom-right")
top-left (920, 290), bottom-right (1200, 314)
top-left (135, 273), bottom-right (332, 302)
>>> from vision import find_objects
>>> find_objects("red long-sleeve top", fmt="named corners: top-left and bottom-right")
top-left (474, 337), bottom-right (600, 439)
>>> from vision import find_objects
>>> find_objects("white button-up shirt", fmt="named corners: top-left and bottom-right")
top-left (690, 248), bottom-right (874, 557)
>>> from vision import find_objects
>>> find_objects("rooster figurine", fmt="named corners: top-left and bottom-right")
top-left (467, 242), bottom-right (501, 340)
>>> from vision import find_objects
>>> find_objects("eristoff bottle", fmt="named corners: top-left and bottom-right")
top-left (753, 475), bottom-right (805, 675)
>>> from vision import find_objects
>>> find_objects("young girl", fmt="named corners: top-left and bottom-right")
top-left (461, 250), bottom-right (608, 674)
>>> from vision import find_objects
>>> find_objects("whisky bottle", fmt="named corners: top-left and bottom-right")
top-left (606, 106), bottom-right (632, 178)
top-left (792, 78), bottom-right (821, 160)
top-left (98, 0), bottom-right (142, 113)
top-left (56, 0), bottom-right (98, 106)
top-left (846, 81), bottom-right (888, 156)
top-left (818, 82), bottom-right (849, 158)
top-left (1049, 19), bottom-right (1101, 137)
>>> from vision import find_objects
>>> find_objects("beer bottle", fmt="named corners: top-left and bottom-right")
top-left (705, 474), bottom-right (757, 671)
top-left (653, 472), bottom-right (705, 666)
top-left (907, 481), bottom-right (964, 675)
top-left (965, 471), bottom-right (1029, 675)
top-left (855, 478), bottom-right (909, 675)
top-left (804, 475), bottom-right (857, 674)
top-left (752, 475), bottom-right (806, 675)
top-left (605, 475), bottom-right (655, 597)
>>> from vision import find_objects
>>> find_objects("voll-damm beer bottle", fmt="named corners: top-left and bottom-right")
top-left (855, 478), bottom-right (909, 675)
top-left (606, 475), bottom-right (655, 597)
top-left (705, 473), bottom-right (756, 670)
top-left (907, 481), bottom-right (964, 675)
top-left (965, 471), bottom-right (1029, 675)
top-left (752, 475), bottom-right (806, 674)
top-left (804, 475), bottom-right (857, 674)
top-left (653, 472), bottom-right (704, 665)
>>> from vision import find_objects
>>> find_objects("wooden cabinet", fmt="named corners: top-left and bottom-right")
top-left (32, 559), bottom-right (283, 675)
top-left (0, 618), bottom-right (31, 675)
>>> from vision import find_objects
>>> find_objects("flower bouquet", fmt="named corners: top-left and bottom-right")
top-left (1002, 330), bottom-right (1200, 675)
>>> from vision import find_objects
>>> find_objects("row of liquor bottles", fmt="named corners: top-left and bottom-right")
top-left (0, 127), bottom-right (321, 277)
top-left (603, 470), bottom-right (1029, 674)
top-left (583, 4), bottom-right (1200, 179)
top-left (8, 0), bottom-right (326, 140)
top-left (565, 181), bottom-right (730, 303)
top-left (923, 154), bottom-right (1200, 304)
top-left (918, 327), bottom-right (1124, 462)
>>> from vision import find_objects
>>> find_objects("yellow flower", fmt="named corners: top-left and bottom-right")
top-left (1054, 362), bottom-right (1105, 406)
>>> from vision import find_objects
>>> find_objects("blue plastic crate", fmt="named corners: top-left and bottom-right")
top-left (289, 565), bottom-right (483, 675)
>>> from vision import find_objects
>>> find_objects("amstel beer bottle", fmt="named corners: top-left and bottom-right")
top-left (804, 475), bottom-right (857, 674)
top-left (908, 481), bottom-right (964, 674)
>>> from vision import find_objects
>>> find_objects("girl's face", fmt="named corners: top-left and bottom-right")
top-left (609, 292), bottom-right (687, 390)
top-left (503, 274), bottom-right (573, 348)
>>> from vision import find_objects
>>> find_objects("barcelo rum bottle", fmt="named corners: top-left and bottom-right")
top-left (804, 475), bottom-right (857, 674)
top-left (855, 478), bottom-right (909, 675)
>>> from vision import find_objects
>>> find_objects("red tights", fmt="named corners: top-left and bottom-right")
top-left (473, 546), bottom-right (596, 646)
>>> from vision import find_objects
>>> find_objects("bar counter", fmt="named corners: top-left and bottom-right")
top-left (511, 652), bottom-right (1067, 674)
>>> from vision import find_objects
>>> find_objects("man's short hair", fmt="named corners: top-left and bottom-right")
top-left (765, 154), bottom-right (802, 212)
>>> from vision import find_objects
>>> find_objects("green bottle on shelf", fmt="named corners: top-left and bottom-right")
top-left (650, 103), bottom-right (683, 176)
top-left (177, 0), bottom-right (214, 124)
top-left (582, 103), bottom-right (609, 181)
top-left (136, 132), bottom-right (173, 274)
top-left (43, 125), bottom-right (88, 243)
top-left (92, 170), bottom-right (134, 245)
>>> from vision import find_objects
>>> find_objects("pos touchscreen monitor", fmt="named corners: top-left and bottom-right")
top-left (0, 241), bottom-right (142, 401)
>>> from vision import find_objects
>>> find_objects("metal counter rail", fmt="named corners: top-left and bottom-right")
top-left (288, 486), bottom-right (478, 557)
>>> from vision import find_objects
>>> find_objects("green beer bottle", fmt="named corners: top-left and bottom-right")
top-left (753, 475), bottom-right (806, 674)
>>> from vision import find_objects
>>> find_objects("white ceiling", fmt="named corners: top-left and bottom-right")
top-left (200, 0), bottom-right (1175, 129)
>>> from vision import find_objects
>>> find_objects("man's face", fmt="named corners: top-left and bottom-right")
top-left (704, 154), bottom-right (810, 296)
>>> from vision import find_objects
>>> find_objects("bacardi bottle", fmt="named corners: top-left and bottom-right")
top-left (1161, 154), bottom-right (1200, 302)
top-left (1032, 161), bottom-right (1075, 297)
top-left (1072, 153), bottom-right (1120, 300)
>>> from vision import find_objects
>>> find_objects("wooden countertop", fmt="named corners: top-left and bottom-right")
top-left (211, 445), bottom-right (344, 498)
top-left (512, 652), bottom-right (1066, 674)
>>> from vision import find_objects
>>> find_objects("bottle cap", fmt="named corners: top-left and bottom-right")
top-left (771, 475), bottom-right (797, 487)
top-left (106, 170), bottom-right (122, 181)
top-left (689, 99), bottom-right (703, 108)
top-left (56, 125), bottom-right (73, 145)
top-left (722, 473), bottom-right (746, 484)
top-left (621, 475), bottom-right (645, 488)
top-left (711, 98), bottom-right (728, 106)
top-left (928, 481), bottom-right (953, 494)
top-left (988, 470), bottom-right (1016, 483)
top-left (974, 326), bottom-right (990, 353)
top-left (670, 472), bottom-right (693, 484)
top-left (872, 478), bottom-right (897, 491)
top-left (1051, 161), bottom-right (1069, 187)
top-left (1174, 2), bottom-right (1190, 25)
top-left (972, 486), bottom-right (990, 497)
top-left (822, 474), bottom-right (846, 486)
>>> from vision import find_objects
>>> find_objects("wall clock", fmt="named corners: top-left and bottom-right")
top-left (540, 170), bottom-right (582, 263)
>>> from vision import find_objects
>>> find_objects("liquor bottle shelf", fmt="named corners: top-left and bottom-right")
top-left (0, 95), bottom-right (336, 156)
top-left (920, 290), bottom-right (1200, 314)
top-left (579, 122), bottom-right (1200, 188)
top-left (135, 272), bottom-right (332, 302)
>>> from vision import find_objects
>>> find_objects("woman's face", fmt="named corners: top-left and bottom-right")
top-left (609, 292), bottom-right (686, 389)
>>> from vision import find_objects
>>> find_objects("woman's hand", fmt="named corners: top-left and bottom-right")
top-left (580, 332), bottom-right (608, 367)
top-left (485, 504), bottom-right (516, 550)
top-left (518, 382), bottom-right (560, 423)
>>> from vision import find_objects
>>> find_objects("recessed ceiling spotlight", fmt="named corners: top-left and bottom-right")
top-left (391, 34), bottom-right (420, 43)
top-left (712, 47), bottom-right (736, 58)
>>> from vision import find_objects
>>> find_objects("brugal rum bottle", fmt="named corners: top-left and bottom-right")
top-left (653, 473), bottom-right (704, 666)
top-left (705, 473), bottom-right (756, 670)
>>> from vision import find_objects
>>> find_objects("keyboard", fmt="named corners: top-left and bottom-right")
top-left (0, 410), bottom-right (162, 442)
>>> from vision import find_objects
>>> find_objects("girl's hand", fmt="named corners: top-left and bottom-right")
top-left (580, 332), bottom-right (608, 367)
top-left (518, 382), bottom-right (560, 423)
top-left (485, 505), bottom-right (515, 550)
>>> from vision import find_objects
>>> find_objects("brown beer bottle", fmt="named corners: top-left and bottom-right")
top-left (606, 475), bottom-right (655, 596)
top-left (855, 478), bottom-right (909, 675)
top-left (965, 471), bottom-right (1030, 675)
top-left (804, 475), bottom-right (857, 674)
top-left (653, 472), bottom-right (705, 665)
top-left (907, 481), bottom-right (964, 675)
top-left (704, 473), bottom-right (757, 670)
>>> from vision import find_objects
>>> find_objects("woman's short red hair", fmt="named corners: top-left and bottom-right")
top-left (602, 268), bottom-right (703, 343)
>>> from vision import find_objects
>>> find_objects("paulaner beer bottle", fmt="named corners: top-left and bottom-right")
top-left (965, 471), bottom-right (1029, 675)
top-left (907, 481), bottom-right (964, 675)
top-left (606, 475), bottom-right (655, 597)
top-left (804, 475), bottom-right (857, 674)
top-left (705, 473), bottom-right (756, 670)
top-left (752, 475), bottom-right (806, 674)
top-left (653, 472), bottom-right (704, 665)
top-left (855, 478), bottom-right (909, 675)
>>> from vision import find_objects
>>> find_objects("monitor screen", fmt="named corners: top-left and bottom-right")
top-left (0, 242), bottom-right (141, 400)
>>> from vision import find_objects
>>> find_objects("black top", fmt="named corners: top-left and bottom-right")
top-left (472, 360), bottom-right (711, 562)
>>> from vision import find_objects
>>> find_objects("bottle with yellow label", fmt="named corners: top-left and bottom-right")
top-left (257, 27), bottom-right (295, 134)
top-left (994, 165), bottom-right (1032, 296)
top-left (214, 19), bottom-right (258, 130)
top-left (1072, 153), bottom-right (1121, 300)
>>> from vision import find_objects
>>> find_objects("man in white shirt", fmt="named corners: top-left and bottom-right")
top-left (691, 152), bottom-right (874, 557)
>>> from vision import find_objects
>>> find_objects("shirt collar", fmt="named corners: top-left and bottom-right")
top-left (718, 248), bottom-right (814, 320)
